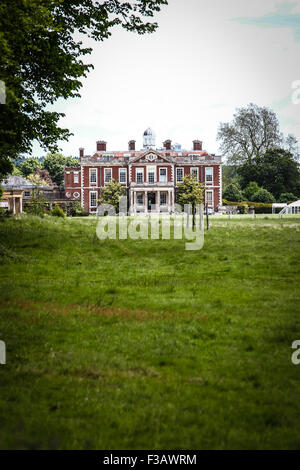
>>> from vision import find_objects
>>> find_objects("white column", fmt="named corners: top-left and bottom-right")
top-left (13, 197), bottom-right (16, 214)
top-left (129, 189), bottom-right (133, 215)
top-left (145, 190), bottom-right (148, 214)
top-left (157, 190), bottom-right (160, 214)
top-left (171, 190), bottom-right (174, 213)
top-left (133, 190), bottom-right (137, 215)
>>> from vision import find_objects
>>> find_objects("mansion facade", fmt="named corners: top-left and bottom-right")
top-left (64, 129), bottom-right (222, 214)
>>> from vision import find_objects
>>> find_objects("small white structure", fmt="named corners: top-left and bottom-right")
top-left (279, 200), bottom-right (300, 215)
top-left (272, 203), bottom-right (287, 214)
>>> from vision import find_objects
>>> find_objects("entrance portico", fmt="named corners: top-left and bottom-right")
top-left (130, 188), bottom-right (175, 215)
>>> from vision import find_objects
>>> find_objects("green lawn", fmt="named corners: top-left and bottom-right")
top-left (0, 214), bottom-right (300, 449)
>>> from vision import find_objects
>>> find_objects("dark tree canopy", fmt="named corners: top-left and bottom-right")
top-left (0, 0), bottom-right (168, 178)
top-left (237, 148), bottom-right (300, 200)
top-left (217, 103), bottom-right (297, 165)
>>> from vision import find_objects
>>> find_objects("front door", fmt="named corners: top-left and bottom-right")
top-left (148, 192), bottom-right (156, 212)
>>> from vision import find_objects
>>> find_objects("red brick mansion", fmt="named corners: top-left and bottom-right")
top-left (64, 129), bottom-right (222, 214)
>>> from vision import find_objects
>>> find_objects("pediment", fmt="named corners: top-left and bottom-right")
top-left (130, 149), bottom-right (173, 164)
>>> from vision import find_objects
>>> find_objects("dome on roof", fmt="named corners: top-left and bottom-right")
top-left (143, 127), bottom-right (154, 136)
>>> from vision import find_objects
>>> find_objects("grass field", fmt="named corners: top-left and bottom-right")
top-left (0, 214), bottom-right (300, 449)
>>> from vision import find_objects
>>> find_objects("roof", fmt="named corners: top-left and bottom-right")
top-left (1, 175), bottom-right (34, 190)
top-left (286, 200), bottom-right (300, 207)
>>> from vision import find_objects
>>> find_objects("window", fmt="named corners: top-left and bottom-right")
top-left (147, 167), bottom-right (155, 183)
top-left (159, 168), bottom-right (167, 182)
top-left (90, 168), bottom-right (97, 185)
top-left (90, 191), bottom-right (97, 208)
top-left (119, 168), bottom-right (126, 184)
top-left (176, 168), bottom-right (184, 183)
top-left (73, 192), bottom-right (80, 199)
top-left (74, 172), bottom-right (79, 183)
top-left (205, 167), bottom-right (213, 184)
top-left (137, 192), bottom-right (143, 205)
top-left (24, 191), bottom-right (30, 197)
top-left (205, 190), bottom-right (213, 207)
top-left (104, 168), bottom-right (112, 184)
top-left (136, 168), bottom-right (144, 183)
top-left (191, 168), bottom-right (198, 180)
top-left (160, 192), bottom-right (167, 205)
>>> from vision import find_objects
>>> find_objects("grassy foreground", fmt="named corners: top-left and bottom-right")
top-left (0, 214), bottom-right (300, 449)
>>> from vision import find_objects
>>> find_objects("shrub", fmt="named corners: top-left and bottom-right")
top-left (70, 201), bottom-right (89, 217)
top-left (251, 189), bottom-right (275, 204)
top-left (238, 204), bottom-right (248, 214)
top-left (278, 192), bottom-right (298, 203)
top-left (50, 204), bottom-right (65, 218)
top-left (223, 183), bottom-right (243, 202)
top-left (243, 182), bottom-right (261, 201)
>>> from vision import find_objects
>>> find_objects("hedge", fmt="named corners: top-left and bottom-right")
top-left (222, 199), bottom-right (273, 214)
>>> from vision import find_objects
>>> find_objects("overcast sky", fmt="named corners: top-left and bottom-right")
top-left (32, 0), bottom-right (300, 158)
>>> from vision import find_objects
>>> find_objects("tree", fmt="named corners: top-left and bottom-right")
top-left (99, 179), bottom-right (126, 213)
top-left (251, 189), bottom-right (275, 204)
top-left (0, 0), bottom-right (168, 178)
top-left (26, 187), bottom-right (47, 217)
top-left (217, 103), bottom-right (282, 164)
top-left (42, 153), bottom-right (79, 186)
top-left (18, 158), bottom-right (41, 177)
top-left (238, 148), bottom-right (300, 199)
top-left (278, 193), bottom-right (298, 203)
top-left (223, 183), bottom-right (243, 202)
top-left (34, 168), bottom-right (54, 186)
top-left (243, 182), bottom-right (261, 201)
top-left (176, 174), bottom-right (203, 228)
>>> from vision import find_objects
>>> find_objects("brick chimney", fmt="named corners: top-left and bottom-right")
top-left (193, 140), bottom-right (202, 151)
top-left (79, 147), bottom-right (84, 158)
top-left (97, 140), bottom-right (107, 151)
top-left (128, 140), bottom-right (136, 151)
top-left (163, 139), bottom-right (172, 150)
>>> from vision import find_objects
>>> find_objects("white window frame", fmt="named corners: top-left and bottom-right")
top-left (205, 167), bottom-right (213, 184)
top-left (119, 168), bottom-right (127, 184)
top-left (147, 166), bottom-right (156, 184)
top-left (205, 190), bottom-right (214, 208)
top-left (89, 168), bottom-right (97, 185)
top-left (89, 191), bottom-right (98, 208)
top-left (136, 168), bottom-right (144, 183)
top-left (190, 167), bottom-right (199, 180)
top-left (160, 192), bottom-right (167, 206)
top-left (104, 168), bottom-right (112, 184)
top-left (176, 167), bottom-right (184, 183)
top-left (73, 172), bottom-right (79, 184)
top-left (159, 167), bottom-right (167, 183)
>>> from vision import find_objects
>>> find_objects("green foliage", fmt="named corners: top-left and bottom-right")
top-left (238, 204), bottom-right (248, 214)
top-left (223, 183), bottom-right (243, 202)
top-left (18, 158), bottom-right (41, 177)
top-left (243, 182), bottom-right (261, 201)
top-left (26, 187), bottom-right (47, 217)
top-left (278, 193), bottom-right (298, 203)
top-left (42, 153), bottom-right (79, 187)
top-left (0, 0), bottom-right (168, 178)
top-left (217, 103), bottom-right (282, 164)
top-left (99, 179), bottom-right (126, 212)
top-left (50, 204), bottom-right (65, 218)
top-left (238, 148), bottom-right (300, 199)
top-left (176, 174), bottom-right (203, 227)
top-left (70, 201), bottom-right (88, 217)
top-left (251, 188), bottom-right (275, 204)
